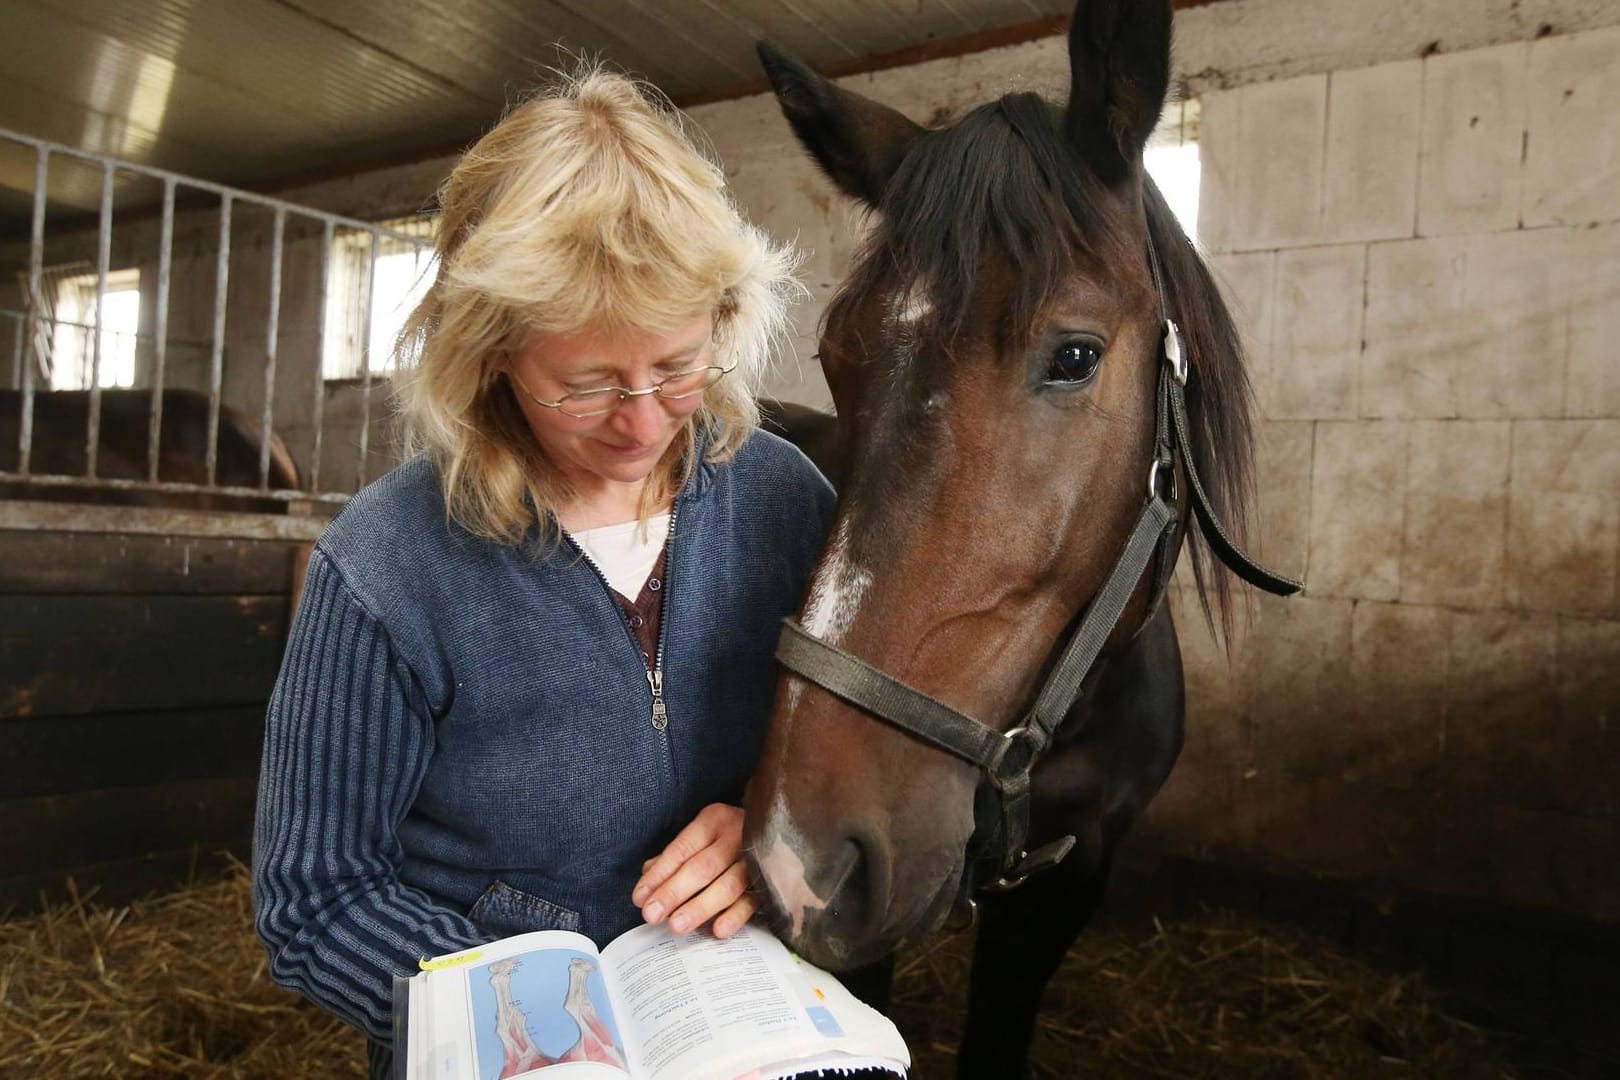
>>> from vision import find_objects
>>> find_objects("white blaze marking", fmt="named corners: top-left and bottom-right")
top-left (801, 518), bottom-right (870, 646)
top-left (882, 280), bottom-right (930, 375)
top-left (788, 518), bottom-right (869, 712)
top-left (896, 287), bottom-right (933, 326)
top-left (759, 797), bottom-right (828, 939)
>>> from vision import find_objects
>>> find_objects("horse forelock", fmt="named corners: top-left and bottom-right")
top-left (828, 92), bottom-right (1134, 358)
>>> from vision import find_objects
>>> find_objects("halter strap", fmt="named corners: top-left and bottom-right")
top-left (777, 620), bottom-right (1006, 772)
top-left (1167, 374), bottom-right (1301, 594)
top-left (1145, 232), bottom-right (1303, 598)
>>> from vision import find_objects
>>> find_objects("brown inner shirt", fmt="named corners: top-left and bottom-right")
top-left (611, 547), bottom-right (668, 671)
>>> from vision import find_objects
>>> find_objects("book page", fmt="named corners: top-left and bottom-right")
top-left (410, 931), bottom-right (632, 1080)
top-left (600, 923), bottom-right (906, 1080)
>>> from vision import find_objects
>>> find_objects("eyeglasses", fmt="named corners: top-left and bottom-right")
top-left (508, 361), bottom-right (737, 419)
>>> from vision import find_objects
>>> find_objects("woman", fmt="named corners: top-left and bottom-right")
top-left (251, 65), bottom-right (833, 1076)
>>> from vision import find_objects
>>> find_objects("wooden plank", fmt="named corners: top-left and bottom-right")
top-left (0, 531), bottom-right (303, 596)
top-left (0, 499), bottom-right (329, 541)
top-left (0, 594), bottom-right (289, 718)
top-left (0, 704), bottom-right (267, 800)
top-left (0, 841), bottom-right (250, 918)
top-left (0, 774), bottom-right (258, 879)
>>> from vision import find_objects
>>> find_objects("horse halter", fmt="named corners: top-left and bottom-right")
top-left (775, 226), bottom-right (1304, 903)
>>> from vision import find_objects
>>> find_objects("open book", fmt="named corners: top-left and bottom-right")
top-left (398, 921), bottom-right (909, 1080)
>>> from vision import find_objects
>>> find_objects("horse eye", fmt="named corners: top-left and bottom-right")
top-left (1045, 341), bottom-right (1103, 386)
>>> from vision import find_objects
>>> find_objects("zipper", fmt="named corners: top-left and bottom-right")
top-left (563, 502), bottom-right (679, 732)
top-left (646, 669), bottom-right (668, 731)
top-left (647, 502), bottom-right (677, 730)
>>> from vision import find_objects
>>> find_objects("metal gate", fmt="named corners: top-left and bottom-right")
top-left (1, 124), bottom-right (433, 543)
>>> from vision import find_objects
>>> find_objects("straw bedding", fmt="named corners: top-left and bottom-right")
top-left (0, 866), bottom-right (1515, 1079)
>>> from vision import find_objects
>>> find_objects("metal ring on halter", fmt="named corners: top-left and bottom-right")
top-left (990, 724), bottom-right (1038, 785)
top-left (1148, 457), bottom-right (1173, 500)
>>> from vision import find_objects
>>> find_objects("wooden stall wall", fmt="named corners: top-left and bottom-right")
top-left (0, 529), bottom-right (301, 913)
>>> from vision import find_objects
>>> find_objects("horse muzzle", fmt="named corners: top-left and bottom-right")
top-left (749, 808), bottom-right (966, 970)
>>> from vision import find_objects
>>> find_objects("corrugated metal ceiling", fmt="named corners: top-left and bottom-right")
top-left (0, 0), bottom-right (1089, 229)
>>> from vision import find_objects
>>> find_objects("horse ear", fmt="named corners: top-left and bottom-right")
top-left (1063, 0), bottom-right (1173, 186)
top-left (756, 42), bottom-right (925, 206)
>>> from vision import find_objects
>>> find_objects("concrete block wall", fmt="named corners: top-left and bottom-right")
top-left (1144, 26), bottom-right (1620, 923)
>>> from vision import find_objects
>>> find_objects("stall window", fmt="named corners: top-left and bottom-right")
top-left (1145, 98), bottom-right (1201, 241)
top-left (47, 266), bottom-right (141, 390)
top-left (322, 214), bottom-right (437, 381)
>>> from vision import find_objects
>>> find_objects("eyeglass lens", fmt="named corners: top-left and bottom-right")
top-left (560, 366), bottom-right (728, 416)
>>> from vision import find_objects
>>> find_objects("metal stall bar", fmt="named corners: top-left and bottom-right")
top-left (308, 220), bottom-right (333, 493)
top-left (85, 161), bottom-right (114, 479)
top-left (205, 194), bottom-right (232, 487)
top-left (18, 145), bottom-right (47, 476)
top-left (146, 178), bottom-right (175, 483)
top-left (9, 315), bottom-right (21, 391)
top-left (259, 206), bottom-right (285, 489)
top-left (354, 227), bottom-right (380, 491)
top-left (0, 125), bottom-right (429, 507)
top-left (0, 127), bottom-right (426, 246)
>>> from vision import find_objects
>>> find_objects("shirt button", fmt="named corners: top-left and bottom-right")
top-left (647, 577), bottom-right (661, 592)
top-left (629, 614), bottom-right (645, 628)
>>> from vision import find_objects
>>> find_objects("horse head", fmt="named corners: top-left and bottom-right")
top-left (745, 0), bottom-right (1260, 970)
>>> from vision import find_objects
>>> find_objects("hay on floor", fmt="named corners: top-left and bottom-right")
top-left (1, 866), bottom-right (1517, 1079)
top-left (0, 866), bottom-right (366, 1078)
top-left (891, 914), bottom-right (1516, 1079)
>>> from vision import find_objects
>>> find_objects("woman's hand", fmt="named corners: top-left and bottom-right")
top-left (631, 803), bottom-right (756, 938)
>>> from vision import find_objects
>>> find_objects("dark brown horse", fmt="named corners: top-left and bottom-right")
top-left (759, 397), bottom-right (841, 484)
top-left (744, 2), bottom-right (1296, 1074)
top-left (1, 388), bottom-right (301, 506)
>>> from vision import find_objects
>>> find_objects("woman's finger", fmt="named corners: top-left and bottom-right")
top-left (665, 860), bottom-right (752, 935)
top-left (710, 890), bottom-right (760, 939)
top-left (633, 806), bottom-right (722, 904)
top-left (639, 834), bottom-right (736, 924)
top-left (632, 804), bottom-right (740, 910)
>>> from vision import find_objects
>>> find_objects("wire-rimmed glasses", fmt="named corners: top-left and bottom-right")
top-left (508, 361), bottom-right (737, 419)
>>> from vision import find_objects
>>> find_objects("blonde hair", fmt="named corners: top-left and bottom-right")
top-left (395, 64), bottom-right (801, 544)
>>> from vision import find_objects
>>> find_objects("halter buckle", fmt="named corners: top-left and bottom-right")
top-left (985, 835), bottom-right (1079, 892)
top-left (1165, 319), bottom-right (1187, 385)
top-left (984, 852), bottom-right (1032, 892)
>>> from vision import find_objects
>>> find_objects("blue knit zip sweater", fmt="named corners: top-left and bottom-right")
top-left (251, 428), bottom-right (834, 1049)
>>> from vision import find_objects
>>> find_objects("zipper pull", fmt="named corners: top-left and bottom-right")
top-left (647, 669), bottom-right (668, 731)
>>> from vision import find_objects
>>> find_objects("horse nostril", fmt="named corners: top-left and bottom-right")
top-left (827, 819), bottom-right (890, 936)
